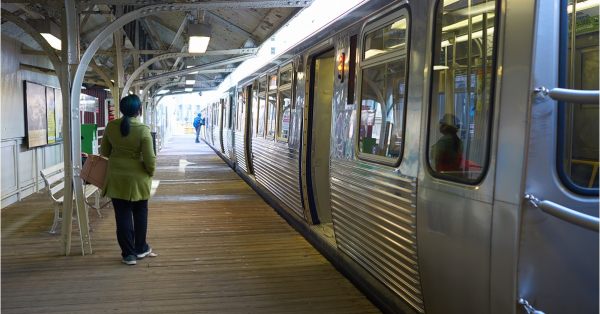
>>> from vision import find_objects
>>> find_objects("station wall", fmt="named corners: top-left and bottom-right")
top-left (1, 37), bottom-right (64, 208)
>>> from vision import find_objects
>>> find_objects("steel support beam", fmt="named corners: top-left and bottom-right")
top-left (79, 0), bottom-right (311, 7)
top-left (64, 0), bottom-right (91, 256)
top-left (133, 19), bottom-right (141, 95)
top-left (134, 67), bottom-right (235, 85)
top-left (168, 14), bottom-right (188, 50)
top-left (151, 80), bottom-right (190, 96)
top-left (80, 10), bottom-right (112, 14)
top-left (89, 62), bottom-right (115, 88)
top-left (71, 1), bottom-right (307, 152)
top-left (139, 18), bottom-right (170, 69)
top-left (1, 10), bottom-right (62, 71)
top-left (123, 51), bottom-right (255, 94)
top-left (113, 7), bottom-right (125, 111)
top-left (84, 78), bottom-right (112, 86)
top-left (169, 44), bottom-right (188, 73)
top-left (205, 11), bottom-right (259, 43)
top-left (22, 47), bottom-right (256, 56)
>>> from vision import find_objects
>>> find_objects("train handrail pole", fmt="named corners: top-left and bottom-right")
top-left (534, 86), bottom-right (599, 104)
top-left (525, 194), bottom-right (599, 232)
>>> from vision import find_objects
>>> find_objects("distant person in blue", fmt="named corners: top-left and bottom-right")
top-left (193, 113), bottom-right (203, 143)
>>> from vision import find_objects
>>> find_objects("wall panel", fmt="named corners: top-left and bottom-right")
top-left (1, 140), bottom-right (18, 199)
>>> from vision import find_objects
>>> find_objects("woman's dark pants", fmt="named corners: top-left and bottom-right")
top-left (111, 198), bottom-right (149, 257)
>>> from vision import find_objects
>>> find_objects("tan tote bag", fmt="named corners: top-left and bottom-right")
top-left (80, 155), bottom-right (108, 188)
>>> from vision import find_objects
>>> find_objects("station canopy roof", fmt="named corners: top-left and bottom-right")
top-left (1, 1), bottom-right (313, 97)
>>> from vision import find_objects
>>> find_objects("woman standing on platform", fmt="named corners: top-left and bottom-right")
top-left (100, 94), bottom-right (157, 265)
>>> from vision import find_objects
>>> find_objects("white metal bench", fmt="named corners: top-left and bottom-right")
top-left (40, 163), bottom-right (104, 234)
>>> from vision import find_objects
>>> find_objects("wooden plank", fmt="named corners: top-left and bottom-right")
top-left (1, 135), bottom-right (380, 314)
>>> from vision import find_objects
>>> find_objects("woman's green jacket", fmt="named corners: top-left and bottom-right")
top-left (100, 117), bottom-right (156, 201)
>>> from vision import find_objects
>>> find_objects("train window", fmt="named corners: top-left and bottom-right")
top-left (222, 99), bottom-right (228, 129)
top-left (224, 97), bottom-right (232, 130)
top-left (236, 89), bottom-right (244, 132)
top-left (229, 95), bottom-right (234, 129)
top-left (364, 17), bottom-right (407, 60)
top-left (426, 0), bottom-right (498, 184)
top-left (357, 8), bottom-right (409, 165)
top-left (268, 74), bottom-right (278, 91)
top-left (266, 72), bottom-right (278, 138)
top-left (257, 77), bottom-right (267, 137)
top-left (213, 102), bottom-right (218, 127)
top-left (348, 35), bottom-right (358, 105)
top-left (280, 67), bottom-right (293, 86)
top-left (252, 83), bottom-right (259, 137)
top-left (558, 0), bottom-right (599, 194)
top-left (277, 64), bottom-right (294, 142)
top-left (258, 78), bottom-right (267, 94)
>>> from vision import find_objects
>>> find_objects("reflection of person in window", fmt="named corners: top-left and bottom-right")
top-left (431, 114), bottom-right (463, 172)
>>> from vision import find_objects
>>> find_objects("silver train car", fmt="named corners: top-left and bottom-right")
top-left (201, 0), bottom-right (599, 313)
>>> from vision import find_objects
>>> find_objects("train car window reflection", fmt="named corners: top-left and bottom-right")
top-left (358, 8), bottom-right (409, 165)
top-left (277, 64), bottom-right (294, 142)
top-left (269, 74), bottom-right (278, 90)
top-left (252, 84), bottom-right (259, 137)
top-left (267, 93), bottom-right (277, 138)
top-left (266, 72), bottom-right (278, 138)
top-left (258, 77), bottom-right (267, 94)
top-left (257, 94), bottom-right (266, 137)
top-left (236, 90), bottom-right (244, 132)
top-left (257, 77), bottom-right (267, 137)
top-left (277, 88), bottom-right (292, 141)
top-left (559, 0), bottom-right (599, 193)
top-left (225, 97), bottom-right (233, 130)
top-left (364, 17), bottom-right (407, 60)
top-left (280, 68), bottom-right (293, 86)
top-left (427, 0), bottom-right (498, 184)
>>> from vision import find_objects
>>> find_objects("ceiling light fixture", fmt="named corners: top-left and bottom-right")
top-left (188, 23), bottom-right (211, 53)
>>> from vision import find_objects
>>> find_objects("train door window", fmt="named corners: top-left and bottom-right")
top-left (228, 94), bottom-right (234, 130)
top-left (257, 76), bottom-right (267, 137)
top-left (213, 102), bottom-right (218, 126)
top-left (357, 8), bottom-right (410, 165)
top-left (236, 89), bottom-right (244, 132)
top-left (277, 64), bottom-right (294, 142)
top-left (426, 0), bottom-right (499, 184)
top-left (223, 97), bottom-right (231, 130)
top-left (252, 82), bottom-right (259, 137)
top-left (558, 0), bottom-right (599, 194)
top-left (267, 72), bottom-right (278, 139)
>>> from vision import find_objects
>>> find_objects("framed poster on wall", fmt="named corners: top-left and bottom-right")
top-left (23, 81), bottom-right (48, 148)
top-left (46, 86), bottom-right (56, 144)
top-left (55, 88), bottom-right (63, 141)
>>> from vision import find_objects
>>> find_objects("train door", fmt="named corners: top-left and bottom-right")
top-left (244, 85), bottom-right (255, 174)
top-left (517, 1), bottom-right (599, 313)
top-left (419, 0), bottom-right (501, 312)
top-left (218, 99), bottom-right (225, 153)
top-left (303, 48), bottom-right (335, 224)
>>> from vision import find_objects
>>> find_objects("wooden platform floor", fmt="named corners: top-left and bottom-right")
top-left (1, 135), bottom-right (380, 314)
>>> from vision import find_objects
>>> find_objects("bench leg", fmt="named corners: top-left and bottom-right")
top-left (49, 203), bottom-right (61, 234)
top-left (94, 190), bottom-right (102, 218)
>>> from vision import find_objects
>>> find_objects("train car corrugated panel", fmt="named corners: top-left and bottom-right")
top-left (223, 129), bottom-right (234, 161)
top-left (215, 129), bottom-right (220, 149)
top-left (252, 138), bottom-right (304, 217)
top-left (330, 159), bottom-right (424, 313)
top-left (234, 131), bottom-right (247, 173)
top-left (213, 127), bottom-right (220, 150)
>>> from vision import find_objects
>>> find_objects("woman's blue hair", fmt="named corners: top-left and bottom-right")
top-left (119, 95), bottom-right (141, 136)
